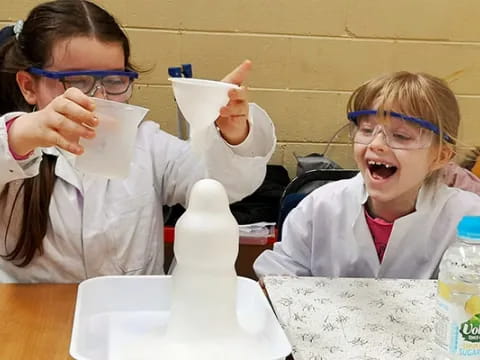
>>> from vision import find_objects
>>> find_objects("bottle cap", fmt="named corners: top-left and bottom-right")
top-left (457, 216), bottom-right (480, 241)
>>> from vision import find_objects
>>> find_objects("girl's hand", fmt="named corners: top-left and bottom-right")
top-left (215, 60), bottom-right (252, 145)
top-left (8, 88), bottom-right (98, 156)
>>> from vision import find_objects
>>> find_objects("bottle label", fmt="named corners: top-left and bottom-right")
top-left (434, 281), bottom-right (480, 357)
top-left (460, 316), bottom-right (480, 343)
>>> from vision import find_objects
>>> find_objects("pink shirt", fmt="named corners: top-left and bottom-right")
top-left (365, 209), bottom-right (393, 263)
top-left (443, 162), bottom-right (480, 196)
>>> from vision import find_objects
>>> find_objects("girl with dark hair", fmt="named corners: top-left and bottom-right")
top-left (0, 0), bottom-right (275, 282)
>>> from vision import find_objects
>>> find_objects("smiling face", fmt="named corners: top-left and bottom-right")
top-left (352, 109), bottom-right (440, 207)
top-left (353, 124), bottom-right (440, 216)
top-left (347, 72), bottom-right (459, 220)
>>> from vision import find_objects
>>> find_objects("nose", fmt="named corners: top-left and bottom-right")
top-left (88, 84), bottom-right (107, 99)
top-left (368, 127), bottom-right (389, 151)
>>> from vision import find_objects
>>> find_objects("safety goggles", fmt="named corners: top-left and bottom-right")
top-left (28, 67), bottom-right (138, 101)
top-left (347, 110), bottom-right (454, 150)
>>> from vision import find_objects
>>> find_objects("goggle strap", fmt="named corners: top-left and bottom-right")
top-left (28, 67), bottom-right (139, 79)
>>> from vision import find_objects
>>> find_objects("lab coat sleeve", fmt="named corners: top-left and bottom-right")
top-left (150, 103), bottom-right (276, 206)
top-left (0, 112), bottom-right (42, 194)
top-left (254, 196), bottom-right (314, 277)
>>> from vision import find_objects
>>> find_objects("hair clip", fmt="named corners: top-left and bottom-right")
top-left (13, 20), bottom-right (24, 40)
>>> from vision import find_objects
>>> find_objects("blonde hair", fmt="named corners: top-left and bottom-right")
top-left (347, 71), bottom-right (460, 184)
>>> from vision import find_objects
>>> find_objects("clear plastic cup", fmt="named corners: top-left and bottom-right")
top-left (74, 98), bottom-right (149, 179)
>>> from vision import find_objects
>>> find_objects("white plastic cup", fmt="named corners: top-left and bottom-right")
top-left (169, 78), bottom-right (239, 154)
top-left (169, 77), bottom-right (239, 133)
top-left (74, 98), bottom-right (149, 179)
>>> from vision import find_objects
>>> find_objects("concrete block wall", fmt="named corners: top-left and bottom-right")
top-left (4, 0), bottom-right (480, 177)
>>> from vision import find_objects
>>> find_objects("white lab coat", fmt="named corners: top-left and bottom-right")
top-left (254, 173), bottom-right (480, 279)
top-left (0, 104), bottom-right (275, 283)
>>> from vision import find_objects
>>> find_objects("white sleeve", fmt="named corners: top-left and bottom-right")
top-left (0, 112), bottom-right (42, 193)
top-left (223, 103), bottom-right (276, 158)
top-left (254, 196), bottom-right (314, 278)
top-left (148, 103), bottom-right (276, 206)
top-left (201, 102), bottom-right (276, 203)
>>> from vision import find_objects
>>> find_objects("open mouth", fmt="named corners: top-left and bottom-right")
top-left (367, 160), bottom-right (398, 180)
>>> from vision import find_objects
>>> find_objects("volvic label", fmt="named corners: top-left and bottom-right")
top-left (460, 315), bottom-right (480, 343)
top-left (434, 282), bottom-right (480, 358)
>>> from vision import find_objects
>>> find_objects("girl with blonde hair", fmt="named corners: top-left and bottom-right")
top-left (255, 71), bottom-right (480, 279)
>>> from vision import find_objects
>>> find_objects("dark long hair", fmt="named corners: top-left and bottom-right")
top-left (0, 0), bottom-right (135, 266)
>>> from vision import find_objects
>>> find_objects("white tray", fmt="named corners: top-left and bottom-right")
top-left (70, 275), bottom-right (291, 360)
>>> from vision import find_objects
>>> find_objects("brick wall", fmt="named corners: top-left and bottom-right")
top-left (4, 0), bottom-right (480, 176)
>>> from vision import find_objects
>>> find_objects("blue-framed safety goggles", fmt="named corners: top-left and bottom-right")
top-left (348, 110), bottom-right (454, 144)
top-left (28, 67), bottom-right (138, 97)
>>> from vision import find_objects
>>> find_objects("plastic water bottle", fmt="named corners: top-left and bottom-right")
top-left (434, 216), bottom-right (480, 359)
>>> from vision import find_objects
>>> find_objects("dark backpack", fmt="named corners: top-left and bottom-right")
top-left (164, 164), bottom-right (291, 226)
top-left (229, 164), bottom-right (290, 224)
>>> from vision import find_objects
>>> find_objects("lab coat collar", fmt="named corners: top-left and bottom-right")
top-left (354, 174), bottom-right (454, 277)
top-left (356, 173), bottom-right (448, 215)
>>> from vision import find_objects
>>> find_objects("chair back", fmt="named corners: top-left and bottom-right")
top-left (277, 169), bottom-right (359, 240)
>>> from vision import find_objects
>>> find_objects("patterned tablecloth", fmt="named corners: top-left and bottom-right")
top-left (264, 276), bottom-right (439, 360)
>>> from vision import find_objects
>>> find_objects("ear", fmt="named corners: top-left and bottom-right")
top-left (16, 71), bottom-right (38, 105)
top-left (431, 145), bottom-right (454, 172)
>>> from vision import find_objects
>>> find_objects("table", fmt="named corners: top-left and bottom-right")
top-left (0, 278), bottom-right (439, 360)
top-left (0, 228), bottom-right (275, 360)
top-left (0, 284), bottom-right (77, 360)
top-left (264, 276), bottom-right (438, 360)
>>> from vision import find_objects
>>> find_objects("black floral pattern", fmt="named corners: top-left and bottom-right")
top-left (264, 276), bottom-right (437, 360)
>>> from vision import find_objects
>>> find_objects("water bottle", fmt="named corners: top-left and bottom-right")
top-left (434, 216), bottom-right (480, 359)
